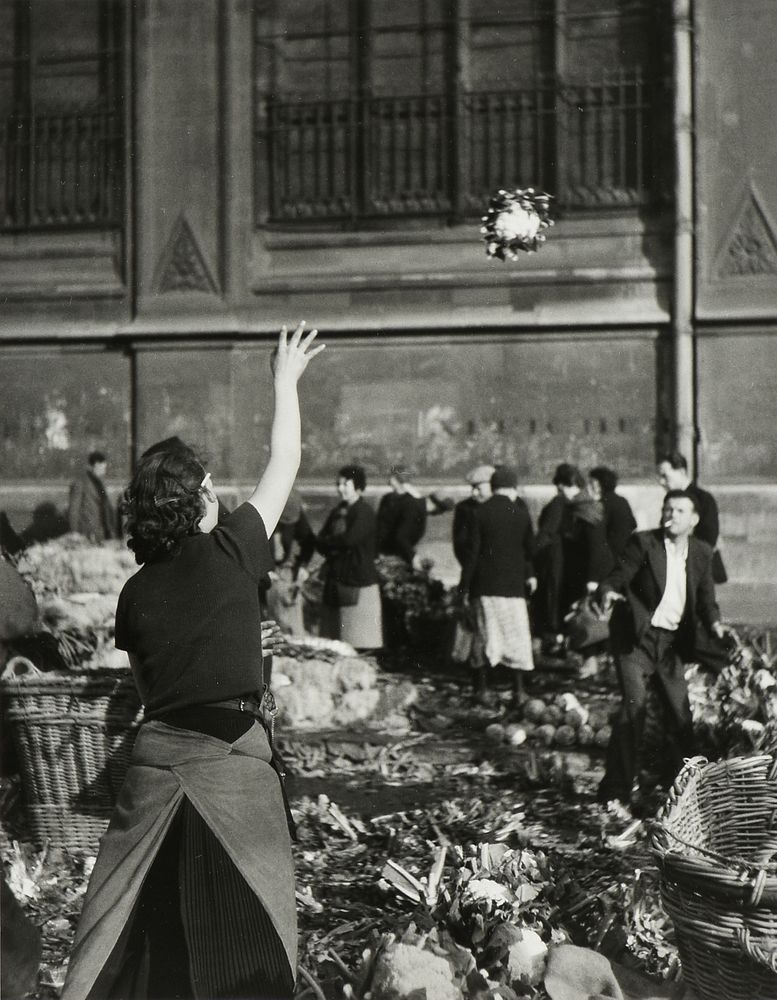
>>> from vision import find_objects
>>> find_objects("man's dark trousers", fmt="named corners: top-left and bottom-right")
top-left (600, 625), bottom-right (694, 802)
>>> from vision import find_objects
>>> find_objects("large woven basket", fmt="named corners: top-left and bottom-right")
top-left (1, 668), bottom-right (143, 851)
top-left (650, 754), bottom-right (777, 1000)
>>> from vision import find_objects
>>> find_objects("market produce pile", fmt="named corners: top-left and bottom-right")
top-left (481, 691), bottom-right (612, 752)
top-left (686, 628), bottom-right (777, 755)
top-left (274, 636), bottom-right (418, 730)
top-left (376, 555), bottom-right (456, 625)
top-left (11, 535), bottom-right (136, 672)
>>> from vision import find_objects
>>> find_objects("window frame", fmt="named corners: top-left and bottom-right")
top-left (254, 0), bottom-right (668, 230)
top-left (0, 0), bottom-right (127, 232)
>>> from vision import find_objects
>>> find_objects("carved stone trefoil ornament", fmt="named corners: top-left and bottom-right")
top-left (716, 186), bottom-right (777, 278)
top-left (156, 214), bottom-right (219, 294)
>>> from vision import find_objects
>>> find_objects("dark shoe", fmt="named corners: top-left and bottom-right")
top-left (542, 635), bottom-right (567, 658)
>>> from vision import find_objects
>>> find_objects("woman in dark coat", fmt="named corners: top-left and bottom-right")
top-left (459, 466), bottom-right (536, 704)
top-left (534, 463), bottom-right (614, 651)
top-left (317, 465), bottom-right (383, 650)
top-left (61, 321), bottom-right (324, 1000)
top-left (589, 466), bottom-right (637, 559)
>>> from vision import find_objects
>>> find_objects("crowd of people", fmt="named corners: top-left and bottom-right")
top-left (301, 451), bottom-right (732, 820)
top-left (257, 447), bottom-right (731, 820)
top-left (0, 318), bottom-right (735, 1000)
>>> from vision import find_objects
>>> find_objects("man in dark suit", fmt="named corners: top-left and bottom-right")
top-left (657, 452), bottom-right (726, 582)
top-left (67, 450), bottom-right (116, 542)
top-left (459, 465), bottom-right (536, 705)
top-left (596, 489), bottom-right (729, 808)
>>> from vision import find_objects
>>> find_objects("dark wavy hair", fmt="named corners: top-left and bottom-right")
top-left (338, 464), bottom-right (367, 492)
top-left (122, 449), bottom-right (207, 564)
top-left (589, 465), bottom-right (618, 494)
top-left (552, 462), bottom-right (585, 490)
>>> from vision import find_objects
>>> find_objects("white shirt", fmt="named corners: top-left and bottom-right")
top-left (651, 537), bottom-right (689, 630)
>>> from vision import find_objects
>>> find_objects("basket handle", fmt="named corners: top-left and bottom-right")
top-left (736, 927), bottom-right (777, 973)
top-left (654, 756), bottom-right (708, 820)
top-left (1, 656), bottom-right (42, 682)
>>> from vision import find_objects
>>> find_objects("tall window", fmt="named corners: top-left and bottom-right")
top-left (254, 0), bottom-right (668, 227)
top-left (0, 0), bottom-right (125, 231)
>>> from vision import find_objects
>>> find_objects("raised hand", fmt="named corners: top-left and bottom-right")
top-left (272, 321), bottom-right (325, 385)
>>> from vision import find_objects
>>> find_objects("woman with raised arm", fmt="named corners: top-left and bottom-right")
top-left (61, 322), bottom-right (324, 1000)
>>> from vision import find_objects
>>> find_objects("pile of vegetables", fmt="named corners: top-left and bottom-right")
top-left (376, 556), bottom-right (456, 629)
top-left (483, 692), bottom-right (614, 752)
top-left (14, 536), bottom-right (136, 600)
top-left (12, 536), bottom-right (135, 671)
top-left (685, 628), bottom-right (777, 755)
top-left (291, 781), bottom-right (672, 1000)
top-left (266, 635), bottom-right (419, 730)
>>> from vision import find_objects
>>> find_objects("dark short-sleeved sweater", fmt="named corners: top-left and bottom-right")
top-left (377, 492), bottom-right (427, 562)
top-left (115, 503), bottom-right (273, 719)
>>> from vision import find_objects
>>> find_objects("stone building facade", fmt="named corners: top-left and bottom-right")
top-left (1, 0), bottom-right (775, 617)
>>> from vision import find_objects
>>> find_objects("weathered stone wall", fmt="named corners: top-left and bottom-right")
top-left (694, 1), bottom-right (777, 486)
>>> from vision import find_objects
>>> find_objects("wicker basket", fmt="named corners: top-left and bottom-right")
top-left (650, 754), bottom-right (777, 1000)
top-left (1, 668), bottom-right (143, 851)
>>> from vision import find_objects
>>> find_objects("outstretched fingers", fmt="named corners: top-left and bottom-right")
top-left (301, 328), bottom-right (325, 359)
top-left (276, 321), bottom-right (325, 373)
top-left (288, 319), bottom-right (306, 347)
top-left (306, 342), bottom-right (326, 360)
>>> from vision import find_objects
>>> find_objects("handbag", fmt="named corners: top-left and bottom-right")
top-left (564, 594), bottom-right (611, 651)
top-left (451, 620), bottom-right (474, 664)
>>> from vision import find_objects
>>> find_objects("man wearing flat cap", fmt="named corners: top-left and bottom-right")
top-left (459, 465), bottom-right (537, 705)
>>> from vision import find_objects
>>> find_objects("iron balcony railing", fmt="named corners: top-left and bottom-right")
top-left (262, 71), bottom-right (661, 224)
top-left (1, 107), bottom-right (124, 231)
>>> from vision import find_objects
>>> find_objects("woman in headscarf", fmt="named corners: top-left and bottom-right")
top-left (317, 464), bottom-right (383, 651)
top-left (61, 321), bottom-right (324, 1000)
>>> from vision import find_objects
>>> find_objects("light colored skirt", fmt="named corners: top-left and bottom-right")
top-left (320, 583), bottom-right (383, 649)
top-left (473, 596), bottom-right (534, 672)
